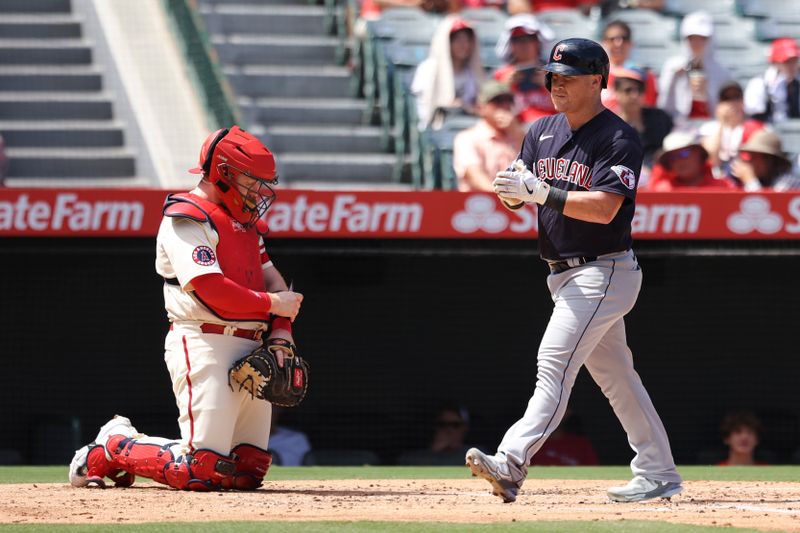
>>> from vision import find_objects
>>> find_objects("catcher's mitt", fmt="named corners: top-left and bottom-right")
top-left (228, 338), bottom-right (310, 407)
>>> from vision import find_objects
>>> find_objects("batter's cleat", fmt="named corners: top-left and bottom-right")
top-left (69, 415), bottom-right (140, 489)
top-left (465, 448), bottom-right (525, 503)
top-left (607, 476), bottom-right (683, 502)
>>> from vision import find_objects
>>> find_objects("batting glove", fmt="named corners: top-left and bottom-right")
top-left (493, 161), bottom-right (551, 205)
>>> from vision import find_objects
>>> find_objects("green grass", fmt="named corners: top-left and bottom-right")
top-left (0, 523), bottom-right (769, 533)
top-left (3, 464), bottom-right (800, 484)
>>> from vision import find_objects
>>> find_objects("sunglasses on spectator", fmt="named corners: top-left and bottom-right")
top-left (666, 148), bottom-right (694, 161)
top-left (604, 35), bottom-right (631, 43)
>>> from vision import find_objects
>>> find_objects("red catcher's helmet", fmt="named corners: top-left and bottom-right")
top-left (189, 126), bottom-right (278, 227)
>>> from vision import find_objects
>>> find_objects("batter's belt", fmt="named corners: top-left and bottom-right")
top-left (546, 249), bottom-right (632, 274)
top-left (169, 322), bottom-right (264, 341)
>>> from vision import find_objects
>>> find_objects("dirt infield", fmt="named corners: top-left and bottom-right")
top-left (2, 479), bottom-right (800, 530)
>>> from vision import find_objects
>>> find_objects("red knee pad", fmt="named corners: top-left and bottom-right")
top-left (222, 444), bottom-right (272, 490)
top-left (164, 449), bottom-right (237, 491)
top-left (107, 435), bottom-right (177, 485)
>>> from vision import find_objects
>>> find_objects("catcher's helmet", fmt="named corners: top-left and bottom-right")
top-left (189, 126), bottom-right (278, 227)
top-left (541, 38), bottom-right (609, 91)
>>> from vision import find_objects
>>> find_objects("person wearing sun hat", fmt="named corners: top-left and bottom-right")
top-left (453, 80), bottom-right (526, 191)
top-left (611, 65), bottom-right (673, 184)
top-left (644, 130), bottom-right (735, 191)
top-left (657, 11), bottom-right (733, 123)
top-left (492, 14), bottom-right (556, 124)
top-left (744, 37), bottom-right (800, 123)
top-left (729, 129), bottom-right (800, 191)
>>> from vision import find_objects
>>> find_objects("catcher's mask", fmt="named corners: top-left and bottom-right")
top-left (189, 126), bottom-right (278, 227)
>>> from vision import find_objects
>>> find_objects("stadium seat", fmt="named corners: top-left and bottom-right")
top-left (536, 9), bottom-right (598, 41)
top-left (755, 18), bottom-right (800, 42)
top-left (302, 449), bottom-right (382, 466)
top-left (714, 41), bottom-right (770, 77)
top-left (603, 10), bottom-right (679, 46)
top-left (631, 40), bottom-right (682, 74)
top-left (774, 119), bottom-right (800, 157)
top-left (737, 0), bottom-right (798, 18)
top-left (711, 13), bottom-right (758, 49)
top-left (664, 0), bottom-right (736, 16)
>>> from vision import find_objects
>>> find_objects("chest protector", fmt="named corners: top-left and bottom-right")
top-left (163, 192), bottom-right (267, 292)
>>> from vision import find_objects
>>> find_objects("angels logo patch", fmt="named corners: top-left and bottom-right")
top-left (192, 245), bottom-right (216, 266)
top-left (611, 165), bottom-right (636, 190)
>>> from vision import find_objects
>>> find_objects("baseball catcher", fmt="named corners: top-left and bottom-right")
top-left (229, 338), bottom-right (310, 407)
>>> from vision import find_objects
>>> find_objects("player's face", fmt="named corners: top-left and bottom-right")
top-left (231, 170), bottom-right (277, 218)
top-left (549, 73), bottom-right (601, 112)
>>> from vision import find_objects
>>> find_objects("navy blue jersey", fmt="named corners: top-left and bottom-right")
top-left (519, 109), bottom-right (642, 260)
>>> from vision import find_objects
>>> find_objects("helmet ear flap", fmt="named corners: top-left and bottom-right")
top-left (202, 128), bottom-right (229, 175)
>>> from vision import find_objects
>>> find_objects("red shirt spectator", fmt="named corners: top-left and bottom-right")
top-left (645, 130), bottom-right (736, 191)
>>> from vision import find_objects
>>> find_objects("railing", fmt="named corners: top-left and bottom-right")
top-left (162, 0), bottom-right (242, 128)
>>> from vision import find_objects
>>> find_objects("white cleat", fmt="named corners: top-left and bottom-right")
top-left (465, 448), bottom-right (525, 503)
top-left (68, 415), bottom-right (140, 488)
top-left (607, 475), bottom-right (683, 502)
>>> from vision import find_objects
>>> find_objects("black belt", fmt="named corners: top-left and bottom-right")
top-left (164, 277), bottom-right (180, 286)
top-left (546, 256), bottom-right (597, 274)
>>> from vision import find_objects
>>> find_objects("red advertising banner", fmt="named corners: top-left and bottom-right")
top-left (1, 188), bottom-right (800, 239)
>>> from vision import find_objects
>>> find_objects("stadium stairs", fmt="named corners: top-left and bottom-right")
top-left (199, 0), bottom-right (410, 189)
top-left (0, 0), bottom-right (144, 187)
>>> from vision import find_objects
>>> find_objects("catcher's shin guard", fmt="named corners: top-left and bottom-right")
top-left (107, 436), bottom-right (236, 491)
top-left (221, 444), bottom-right (273, 490)
top-left (82, 444), bottom-right (135, 488)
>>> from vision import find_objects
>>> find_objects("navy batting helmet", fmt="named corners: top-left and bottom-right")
top-left (541, 38), bottom-right (609, 91)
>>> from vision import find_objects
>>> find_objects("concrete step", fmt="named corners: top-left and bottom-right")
top-left (0, 120), bottom-right (124, 147)
top-left (4, 175), bottom-right (153, 187)
top-left (0, 65), bottom-right (101, 91)
top-left (0, 0), bottom-right (71, 13)
top-left (283, 180), bottom-right (416, 191)
top-left (277, 152), bottom-right (396, 183)
top-left (0, 39), bottom-right (92, 64)
top-left (256, 124), bottom-right (383, 153)
top-left (0, 14), bottom-right (82, 38)
top-left (200, 4), bottom-right (327, 36)
top-left (0, 92), bottom-right (113, 120)
top-left (239, 96), bottom-right (367, 125)
top-left (6, 147), bottom-right (136, 178)
top-left (224, 65), bottom-right (351, 98)
top-left (212, 34), bottom-right (337, 65)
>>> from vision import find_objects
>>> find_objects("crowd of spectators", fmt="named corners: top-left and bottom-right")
top-left (358, 0), bottom-right (800, 191)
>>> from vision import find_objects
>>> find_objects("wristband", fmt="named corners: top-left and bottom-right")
top-left (501, 199), bottom-right (525, 210)
top-left (543, 187), bottom-right (567, 213)
top-left (272, 316), bottom-right (293, 334)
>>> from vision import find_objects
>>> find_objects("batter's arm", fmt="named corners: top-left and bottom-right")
top-left (561, 191), bottom-right (624, 224)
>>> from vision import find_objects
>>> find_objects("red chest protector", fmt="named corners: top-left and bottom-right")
top-left (163, 192), bottom-right (267, 292)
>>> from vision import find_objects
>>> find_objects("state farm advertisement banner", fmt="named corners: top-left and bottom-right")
top-left (2, 188), bottom-right (800, 239)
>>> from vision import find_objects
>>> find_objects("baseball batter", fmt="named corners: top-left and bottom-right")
top-left (466, 38), bottom-right (683, 503)
top-left (69, 126), bottom-right (303, 491)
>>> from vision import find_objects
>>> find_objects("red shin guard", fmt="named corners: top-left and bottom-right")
top-left (222, 444), bottom-right (273, 490)
top-left (84, 444), bottom-right (135, 488)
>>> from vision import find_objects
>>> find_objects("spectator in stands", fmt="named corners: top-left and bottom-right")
top-left (267, 406), bottom-right (312, 466)
top-left (493, 14), bottom-right (556, 124)
top-left (411, 16), bottom-right (485, 130)
top-left (0, 134), bottom-right (7, 187)
top-left (744, 37), bottom-right (800, 124)
top-left (644, 130), bottom-right (736, 191)
top-left (729, 129), bottom-right (800, 191)
top-left (531, 409), bottom-right (599, 466)
top-left (611, 66), bottom-right (672, 185)
top-left (658, 11), bottom-right (733, 125)
top-left (600, 20), bottom-right (658, 113)
top-left (699, 81), bottom-right (765, 178)
top-left (453, 80), bottom-right (526, 191)
top-left (527, 0), bottom-right (597, 14)
top-left (430, 404), bottom-right (472, 455)
top-left (357, 0), bottom-right (421, 23)
top-left (718, 410), bottom-right (767, 466)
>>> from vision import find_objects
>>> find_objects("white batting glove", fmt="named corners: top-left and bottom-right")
top-left (492, 160), bottom-right (551, 205)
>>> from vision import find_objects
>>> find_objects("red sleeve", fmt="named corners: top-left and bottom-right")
top-left (190, 273), bottom-right (271, 320)
top-left (644, 71), bottom-right (658, 107)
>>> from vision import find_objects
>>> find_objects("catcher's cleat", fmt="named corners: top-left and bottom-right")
top-left (465, 448), bottom-right (525, 503)
top-left (607, 475), bottom-right (683, 502)
top-left (69, 415), bottom-right (141, 488)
